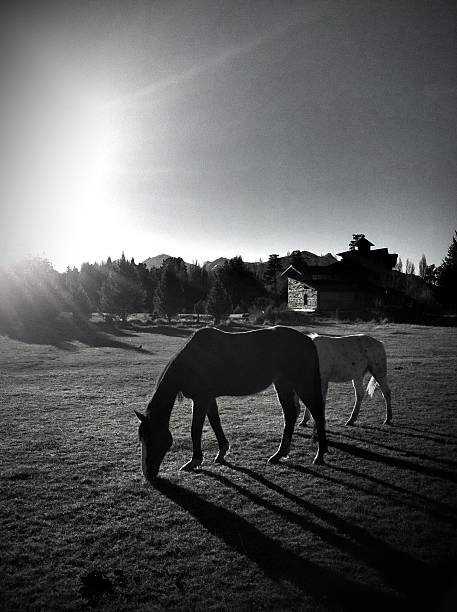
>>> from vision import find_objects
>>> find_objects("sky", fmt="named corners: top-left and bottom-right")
top-left (1, 0), bottom-right (456, 272)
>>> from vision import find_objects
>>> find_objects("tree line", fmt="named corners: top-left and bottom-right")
top-left (1, 232), bottom-right (456, 333)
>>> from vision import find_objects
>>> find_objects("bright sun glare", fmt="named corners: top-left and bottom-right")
top-left (44, 105), bottom-right (124, 268)
top-left (8, 95), bottom-right (127, 272)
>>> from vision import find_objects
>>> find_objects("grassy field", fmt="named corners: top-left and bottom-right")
top-left (1, 320), bottom-right (456, 611)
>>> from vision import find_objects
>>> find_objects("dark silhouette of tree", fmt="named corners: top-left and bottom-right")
top-left (99, 253), bottom-right (145, 322)
top-left (154, 263), bottom-right (184, 323)
top-left (193, 298), bottom-right (206, 323)
top-left (206, 275), bottom-right (231, 324)
top-left (217, 256), bottom-right (265, 310)
top-left (136, 262), bottom-right (158, 313)
top-left (64, 267), bottom-right (92, 321)
top-left (186, 261), bottom-right (209, 312)
top-left (264, 254), bottom-right (283, 301)
top-left (79, 262), bottom-right (105, 311)
top-left (424, 264), bottom-right (438, 286)
top-left (437, 230), bottom-right (457, 310)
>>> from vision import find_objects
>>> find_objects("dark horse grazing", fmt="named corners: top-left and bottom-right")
top-left (135, 326), bottom-right (327, 481)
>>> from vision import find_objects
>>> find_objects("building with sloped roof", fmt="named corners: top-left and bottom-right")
top-left (282, 236), bottom-right (398, 313)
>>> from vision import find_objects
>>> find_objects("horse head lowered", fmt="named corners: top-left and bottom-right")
top-left (135, 411), bottom-right (173, 480)
top-left (134, 326), bottom-right (327, 481)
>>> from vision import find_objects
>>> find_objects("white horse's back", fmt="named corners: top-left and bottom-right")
top-left (301, 332), bottom-right (392, 425)
top-left (311, 334), bottom-right (387, 383)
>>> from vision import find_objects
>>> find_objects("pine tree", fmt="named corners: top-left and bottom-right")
top-left (265, 254), bottom-right (283, 300)
top-left (206, 276), bottom-right (231, 324)
top-left (437, 230), bottom-right (457, 310)
top-left (64, 267), bottom-right (92, 321)
top-left (154, 265), bottom-right (183, 323)
top-left (218, 256), bottom-right (265, 310)
top-left (99, 255), bottom-right (145, 322)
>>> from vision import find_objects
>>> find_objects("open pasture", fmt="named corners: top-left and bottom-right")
top-left (1, 322), bottom-right (457, 611)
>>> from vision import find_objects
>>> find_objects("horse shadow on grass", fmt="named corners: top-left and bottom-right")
top-left (153, 475), bottom-right (404, 612)
top-left (327, 428), bottom-right (457, 470)
top-left (360, 424), bottom-right (457, 447)
top-left (298, 460), bottom-right (457, 528)
top-left (209, 462), bottom-right (442, 606)
top-left (396, 425), bottom-right (457, 443)
top-left (324, 438), bottom-right (457, 484)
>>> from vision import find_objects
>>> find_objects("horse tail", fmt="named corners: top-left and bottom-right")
top-left (366, 376), bottom-right (378, 398)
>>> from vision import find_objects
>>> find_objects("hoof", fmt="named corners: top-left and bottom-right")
top-left (383, 419), bottom-right (392, 425)
top-left (180, 457), bottom-right (203, 472)
top-left (214, 443), bottom-right (230, 464)
top-left (214, 447), bottom-right (230, 464)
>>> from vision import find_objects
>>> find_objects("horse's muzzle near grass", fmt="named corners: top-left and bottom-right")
top-left (135, 325), bottom-right (327, 481)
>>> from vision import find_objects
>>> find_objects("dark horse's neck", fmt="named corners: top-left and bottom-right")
top-left (146, 360), bottom-right (180, 428)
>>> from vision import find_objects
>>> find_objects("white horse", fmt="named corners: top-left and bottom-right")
top-left (300, 333), bottom-right (392, 427)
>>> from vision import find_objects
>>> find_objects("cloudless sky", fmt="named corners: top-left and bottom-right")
top-left (1, 0), bottom-right (456, 271)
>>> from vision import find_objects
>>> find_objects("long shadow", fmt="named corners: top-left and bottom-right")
top-left (271, 452), bottom-right (457, 528)
top-left (390, 424), bottom-right (457, 443)
top-left (328, 429), bottom-right (457, 469)
top-left (327, 439), bottom-right (457, 483)
top-left (6, 319), bottom-right (152, 353)
top-left (323, 463), bottom-right (457, 525)
top-left (214, 462), bottom-right (433, 602)
top-left (360, 424), bottom-right (457, 446)
top-left (153, 476), bottom-right (405, 612)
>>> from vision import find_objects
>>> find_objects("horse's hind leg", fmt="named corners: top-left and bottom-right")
top-left (346, 376), bottom-right (364, 425)
top-left (207, 399), bottom-right (230, 463)
top-left (269, 378), bottom-right (299, 464)
top-left (300, 380), bottom-right (328, 427)
top-left (377, 376), bottom-right (392, 424)
top-left (296, 387), bottom-right (327, 465)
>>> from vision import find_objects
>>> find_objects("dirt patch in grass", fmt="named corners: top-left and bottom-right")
top-left (1, 323), bottom-right (456, 610)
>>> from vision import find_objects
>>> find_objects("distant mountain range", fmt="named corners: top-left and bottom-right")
top-left (141, 251), bottom-right (337, 272)
top-left (142, 254), bottom-right (178, 269)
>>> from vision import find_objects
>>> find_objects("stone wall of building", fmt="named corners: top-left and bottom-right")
top-left (288, 279), bottom-right (318, 310)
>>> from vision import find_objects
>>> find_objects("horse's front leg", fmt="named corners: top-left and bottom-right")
top-left (207, 399), bottom-right (230, 463)
top-left (180, 399), bottom-right (207, 472)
